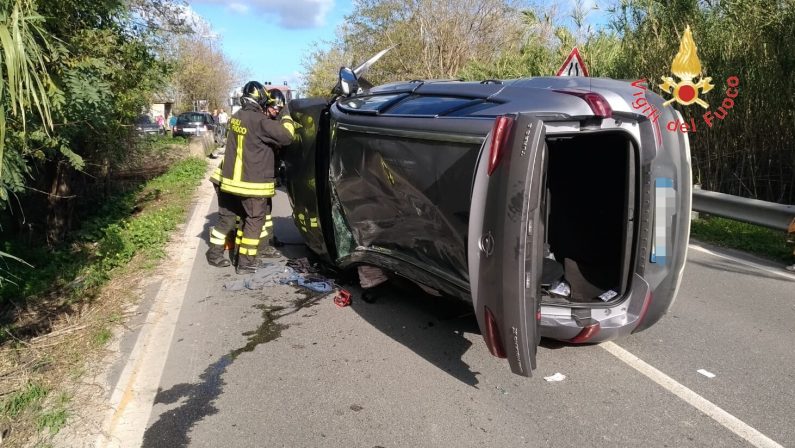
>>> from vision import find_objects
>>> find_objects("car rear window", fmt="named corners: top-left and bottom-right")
top-left (444, 101), bottom-right (499, 117)
top-left (178, 113), bottom-right (206, 123)
top-left (384, 96), bottom-right (477, 116)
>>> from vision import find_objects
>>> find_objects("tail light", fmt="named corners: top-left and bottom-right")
top-left (568, 320), bottom-right (600, 343)
top-left (484, 306), bottom-right (507, 358)
top-left (631, 290), bottom-right (653, 333)
top-left (554, 89), bottom-right (613, 119)
top-left (487, 115), bottom-right (514, 176)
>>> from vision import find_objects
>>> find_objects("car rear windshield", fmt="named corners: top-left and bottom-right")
top-left (384, 96), bottom-right (477, 116)
top-left (337, 94), bottom-right (407, 113)
top-left (178, 113), bottom-right (207, 123)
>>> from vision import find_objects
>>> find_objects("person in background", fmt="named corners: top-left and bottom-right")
top-left (168, 114), bottom-right (177, 133)
top-left (217, 108), bottom-right (229, 140)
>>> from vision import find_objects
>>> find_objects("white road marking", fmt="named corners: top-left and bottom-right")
top-left (688, 244), bottom-right (795, 281)
top-left (601, 342), bottom-right (784, 448)
top-left (95, 171), bottom-right (216, 448)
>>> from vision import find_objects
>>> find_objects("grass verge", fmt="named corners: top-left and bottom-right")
top-left (691, 216), bottom-right (793, 263)
top-left (0, 155), bottom-right (207, 447)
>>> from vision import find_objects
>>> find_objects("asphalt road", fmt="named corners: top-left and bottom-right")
top-left (130, 189), bottom-right (794, 448)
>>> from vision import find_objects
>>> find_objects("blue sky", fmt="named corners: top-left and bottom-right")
top-left (187, 0), bottom-right (354, 90)
top-left (186, 0), bottom-right (609, 92)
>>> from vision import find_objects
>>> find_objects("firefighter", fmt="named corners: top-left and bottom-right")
top-left (261, 88), bottom-right (289, 255)
top-left (205, 81), bottom-right (295, 274)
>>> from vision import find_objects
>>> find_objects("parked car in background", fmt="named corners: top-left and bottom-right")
top-left (172, 112), bottom-right (216, 139)
top-left (135, 115), bottom-right (163, 135)
top-left (282, 58), bottom-right (691, 377)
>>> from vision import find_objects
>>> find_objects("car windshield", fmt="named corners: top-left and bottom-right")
top-left (136, 115), bottom-right (154, 125)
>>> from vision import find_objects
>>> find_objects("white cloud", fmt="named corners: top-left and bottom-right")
top-left (190, 0), bottom-right (334, 29)
top-left (228, 3), bottom-right (250, 13)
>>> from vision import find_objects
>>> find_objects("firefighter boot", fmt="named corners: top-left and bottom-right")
top-left (205, 245), bottom-right (231, 268)
top-left (257, 240), bottom-right (280, 259)
top-left (236, 254), bottom-right (257, 275)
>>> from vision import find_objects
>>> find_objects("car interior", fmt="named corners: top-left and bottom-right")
top-left (542, 132), bottom-right (636, 304)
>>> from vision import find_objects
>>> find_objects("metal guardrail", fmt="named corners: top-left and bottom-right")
top-left (692, 190), bottom-right (795, 231)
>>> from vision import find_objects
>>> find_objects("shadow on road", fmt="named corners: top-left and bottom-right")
top-left (348, 278), bottom-right (483, 387)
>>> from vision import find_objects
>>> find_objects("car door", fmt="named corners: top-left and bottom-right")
top-left (467, 113), bottom-right (547, 377)
top-left (282, 98), bottom-right (336, 263)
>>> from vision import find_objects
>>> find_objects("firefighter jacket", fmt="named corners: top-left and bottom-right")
top-left (218, 102), bottom-right (294, 197)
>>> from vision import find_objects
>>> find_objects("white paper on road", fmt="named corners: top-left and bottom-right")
top-left (697, 369), bottom-right (716, 378)
top-left (544, 372), bottom-right (566, 382)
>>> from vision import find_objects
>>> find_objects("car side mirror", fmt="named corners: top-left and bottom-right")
top-left (339, 67), bottom-right (359, 96)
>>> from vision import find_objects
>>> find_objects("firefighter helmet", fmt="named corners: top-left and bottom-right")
top-left (267, 89), bottom-right (287, 109)
top-left (241, 81), bottom-right (269, 108)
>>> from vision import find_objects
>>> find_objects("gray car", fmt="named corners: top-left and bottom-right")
top-left (283, 67), bottom-right (691, 377)
top-left (172, 111), bottom-right (216, 139)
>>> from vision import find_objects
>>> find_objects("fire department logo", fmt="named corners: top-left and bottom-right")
top-left (659, 25), bottom-right (713, 108)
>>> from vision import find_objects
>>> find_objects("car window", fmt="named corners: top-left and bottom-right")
top-left (179, 113), bottom-right (206, 123)
top-left (136, 115), bottom-right (153, 125)
top-left (384, 96), bottom-right (477, 116)
top-left (445, 101), bottom-right (499, 117)
top-left (337, 93), bottom-right (407, 113)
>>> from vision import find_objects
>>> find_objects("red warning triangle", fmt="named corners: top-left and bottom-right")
top-left (556, 47), bottom-right (589, 77)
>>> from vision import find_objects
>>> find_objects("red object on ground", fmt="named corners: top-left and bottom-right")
top-left (334, 290), bottom-right (352, 307)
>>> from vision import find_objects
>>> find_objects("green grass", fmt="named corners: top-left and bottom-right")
top-left (0, 157), bottom-right (207, 310)
top-left (35, 393), bottom-right (70, 435)
top-left (0, 156), bottom-right (207, 442)
top-left (691, 216), bottom-right (793, 263)
top-left (93, 327), bottom-right (112, 346)
top-left (0, 383), bottom-right (48, 418)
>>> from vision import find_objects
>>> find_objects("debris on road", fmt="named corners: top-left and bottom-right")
top-left (224, 264), bottom-right (333, 293)
top-left (544, 372), bottom-right (567, 382)
top-left (358, 265), bottom-right (388, 288)
top-left (287, 257), bottom-right (320, 274)
top-left (697, 369), bottom-right (716, 378)
top-left (334, 290), bottom-right (352, 307)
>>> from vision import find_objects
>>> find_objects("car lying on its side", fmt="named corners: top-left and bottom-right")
top-left (282, 63), bottom-right (691, 377)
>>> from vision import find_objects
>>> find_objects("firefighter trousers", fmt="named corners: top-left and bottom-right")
top-left (208, 189), bottom-right (270, 268)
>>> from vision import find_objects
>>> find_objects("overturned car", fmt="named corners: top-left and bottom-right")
top-left (282, 66), bottom-right (691, 377)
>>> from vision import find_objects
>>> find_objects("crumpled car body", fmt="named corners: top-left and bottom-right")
top-left (283, 76), bottom-right (691, 376)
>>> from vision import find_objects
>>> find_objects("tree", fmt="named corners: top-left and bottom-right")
top-left (0, 0), bottom-right (59, 283)
top-left (608, 0), bottom-right (795, 202)
top-left (0, 0), bottom-right (187, 245)
top-left (302, 0), bottom-right (527, 93)
top-left (0, 0), bottom-right (57, 195)
top-left (170, 33), bottom-right (242, 112)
